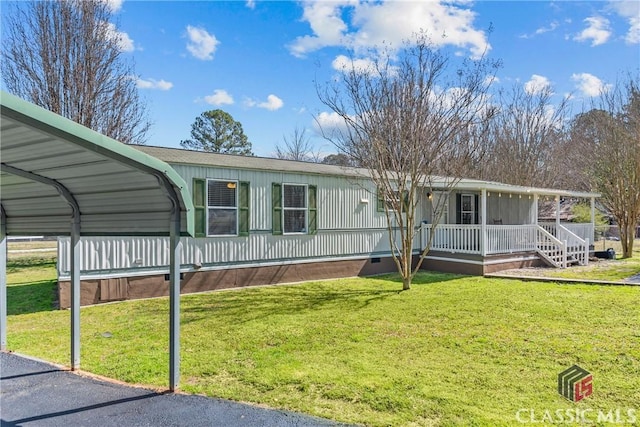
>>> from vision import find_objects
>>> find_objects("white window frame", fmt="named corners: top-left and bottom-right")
top-left (207, 179), bottom-right (238, 237)
top-left (282, 183), bottom-right (308, 235)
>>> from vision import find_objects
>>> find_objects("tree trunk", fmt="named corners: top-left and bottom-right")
top-left (402, 276), bottom-right (411, 291)
top-left (621, 222), bottom-right (635, 259)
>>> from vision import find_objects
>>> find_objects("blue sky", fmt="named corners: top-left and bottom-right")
top-left (12, 1), bottom-right (640, 157)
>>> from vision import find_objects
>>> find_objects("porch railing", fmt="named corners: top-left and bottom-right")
top-left (538, 222), bottom-right (589, 266)
top-left (535, 226), bottom-right (567, 268)
top-left (485, 224), bottom-right (537, 254)
top-left (539, 222), bottom-right (594, 244)
top-left (422, 224), bottom-right (481, 254)
top-left (420, 223), bottom-right (589, 268)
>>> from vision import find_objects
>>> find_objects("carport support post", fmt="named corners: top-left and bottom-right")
top-left (169, 212), bottom-right (181, 391)
top-left (0, 208), bottom-right (7, 351)
top-left (70, 217), bottom-right (81, 369)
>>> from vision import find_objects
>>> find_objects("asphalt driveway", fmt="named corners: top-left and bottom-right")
top-left (0, 352), bottom-right (345, 426)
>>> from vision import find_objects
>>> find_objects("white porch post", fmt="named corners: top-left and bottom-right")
top-left (481, 189), bottom-right (487, 256)
top-left (555, 196), bottom-right (561, 226)
top-left (590, 196), bottom-right (596, 242)
top-left (533, 194), bottom-right (539, 224)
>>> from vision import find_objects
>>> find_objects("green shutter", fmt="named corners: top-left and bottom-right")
top-left (376, 187), bottom-right (385, 212)
top-left (455, 193), bottom-right (462, 224)
top-left (238, 181), bottom-right (250, 236)
top-left (193, 178), bottom-right (206, 237)
top-left (308, 185), bottom-right (317, 235)
top-left (272, 183), bottom-right (282, 235)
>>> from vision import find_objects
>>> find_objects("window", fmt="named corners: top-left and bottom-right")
top-left (377, 188), bottom-right (408, 212)
top-left (272, 183), bottom-right (317, 235)
top-left (431, 191), bottom-right (449, 224)
top-left (208, 180), bottom-right (237, 235)
top-left (192, 178), bottom-right (249, 237)
top-left (455, 193), bottom-right (478, 224)
top-left (284, 184), bottom-right (307, 233)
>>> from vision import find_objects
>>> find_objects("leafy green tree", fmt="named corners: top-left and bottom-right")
top-left (321, 153), bottom-right (356, 167)
top-left (181, 110), bottom-right (253, 155)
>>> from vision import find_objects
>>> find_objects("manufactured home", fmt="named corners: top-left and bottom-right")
top-left (57, 146), bottom-right (599, 307)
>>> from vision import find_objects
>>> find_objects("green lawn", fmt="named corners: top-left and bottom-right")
top-left (6, 258), bottom-right (639, 426)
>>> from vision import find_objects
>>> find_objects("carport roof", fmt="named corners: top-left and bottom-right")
top-left (0, 91), bottom-right (194, 236)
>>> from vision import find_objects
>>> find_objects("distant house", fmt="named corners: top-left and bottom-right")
top-left (57, 146), bottom-right (599, 307)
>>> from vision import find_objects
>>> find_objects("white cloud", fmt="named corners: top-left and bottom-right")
top-left (103, 0), bottom-right (123, 13)
top-left (571, 72), bottom-right (612, 97)
top-left (331, 55), bottom-right (378, 75)
top-left (245, 94), bottom-right (284, 111)
top-left (574, 16), bottom-right (611, 46)
top-left (185, 26), bottom-right (219, 60)
top-left (289, 0), bottom-right (490, 59)
top-left (524, 74), bottom-right (552, 95)
top-left (313, 111), bottom-right (352, 138)
top-left (104, 22), bottom-right (135, 52)
top-left (204, 89), bottom-right (234, 106)
top-left (245, 0), bottom-right (256, 9)
top-left (136, 78), bottom-right (173, 91)
top-left (610, 1), bottom-right (640, 44)
top-left (520, 21), bottom-right (559, 39)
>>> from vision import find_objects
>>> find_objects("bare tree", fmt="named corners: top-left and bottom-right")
top-left (480, 84), bottom-right (570, 187)
top-left (2, 0), bottom-right (150, 144)
top-left (274, 127), bottom-right (322, 162)
top-left (317, 34), bottom-right (499, 290)
top-left (570, 74), bottom-right (640, 258)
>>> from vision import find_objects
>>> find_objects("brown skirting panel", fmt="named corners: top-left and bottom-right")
top-left (57, 256), bottom-right (399, 308)
top-left (421, 251), bottom-right (544, 275)
top-left (58, 252), bottom-right (546, 308)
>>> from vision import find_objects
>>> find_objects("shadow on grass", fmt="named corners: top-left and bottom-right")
top-left (7, 258), bottom-right (56, 274)
top-left (181, 271), bottom-right (462, 325)
top-left (7, 280), bottom-right (58, 315)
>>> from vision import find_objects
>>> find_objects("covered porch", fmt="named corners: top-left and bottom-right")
top-left (420, 182), bottom-right (599, 270)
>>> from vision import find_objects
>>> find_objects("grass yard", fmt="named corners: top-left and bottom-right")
top-left (5, 255), bottom-right (640, 426)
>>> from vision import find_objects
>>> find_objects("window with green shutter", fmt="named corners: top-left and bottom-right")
top-left (273, 183), bottom-right (318, 235)
top-left (272, 183), bottom-right (283, 235)
top-left (195, 179), bottom-right (250, 237)
top-left (377, 187), bottom-right (385, 212)
top-left (238, 181), bottom-right (250, 236)
top-left (308, 185), bottom-right (317, 235)
top-left (193, 178), bottom-right (206, 237)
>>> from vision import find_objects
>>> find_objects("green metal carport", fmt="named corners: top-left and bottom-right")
top-left (0, 91), bottom-right (194, 391)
